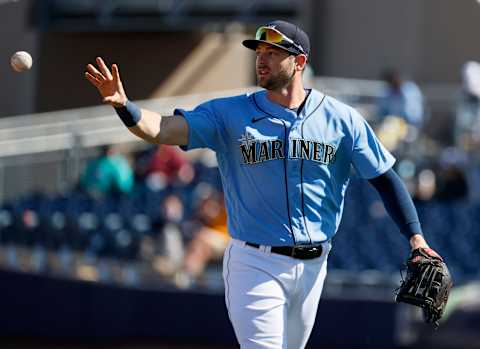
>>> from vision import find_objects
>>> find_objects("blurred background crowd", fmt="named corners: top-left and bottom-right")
top-left (1, 1), bottom-right (480, 348)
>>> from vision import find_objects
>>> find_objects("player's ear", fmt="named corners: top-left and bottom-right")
top-left (295, 54), bottom-right (308, 72)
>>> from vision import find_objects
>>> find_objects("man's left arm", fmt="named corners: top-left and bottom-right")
top-left (372, 169), bottom-right (453, 327)
top-left (368, 168), bottom-right (442, 258)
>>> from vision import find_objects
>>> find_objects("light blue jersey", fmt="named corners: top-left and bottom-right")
top-left (175, 89), bottom-right (395, 246)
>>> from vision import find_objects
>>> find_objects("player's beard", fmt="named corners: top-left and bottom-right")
top-left (257, 61), bottom-right (296, 91)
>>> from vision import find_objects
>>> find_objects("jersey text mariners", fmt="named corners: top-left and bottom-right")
top-left (238, 134), bottom-right (337, 165)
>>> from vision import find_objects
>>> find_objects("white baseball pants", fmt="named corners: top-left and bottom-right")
top-left (223, 239), bottom-right (331, 349)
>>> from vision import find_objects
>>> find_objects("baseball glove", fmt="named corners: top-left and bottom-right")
top-left (395, 247), bottom-right (453, 327)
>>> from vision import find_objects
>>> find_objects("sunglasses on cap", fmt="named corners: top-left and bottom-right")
top-left (255, 26), bottom-right (306, 55)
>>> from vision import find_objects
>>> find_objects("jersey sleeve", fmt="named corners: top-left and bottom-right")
top-left (174, 100), bottom-right (224, 152)
top-left (351, 108), bottom-right (396, 179)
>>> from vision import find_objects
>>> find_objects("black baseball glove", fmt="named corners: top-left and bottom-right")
top-left (395, 247), bottom-right (453, 327)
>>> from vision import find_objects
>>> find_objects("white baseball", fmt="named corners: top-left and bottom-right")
top-left (10, 51), bottom-right (33, 72)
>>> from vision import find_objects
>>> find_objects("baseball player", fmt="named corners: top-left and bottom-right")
top-left (85, 20), bottom-right (443, 349)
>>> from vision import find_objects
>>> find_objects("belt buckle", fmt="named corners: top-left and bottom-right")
top-left (292, 246), bottom-right (308, 258)
top-left (296, 245), bottom-right (322, 259)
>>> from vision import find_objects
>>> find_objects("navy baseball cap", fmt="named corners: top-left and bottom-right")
top-left (243, 20), bottom-right (310, 58)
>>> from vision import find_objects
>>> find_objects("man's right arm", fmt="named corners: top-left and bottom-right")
top-left (84, 56), bottom-right (188, 146)
top-left (128, 109), bottom-right (188, 145)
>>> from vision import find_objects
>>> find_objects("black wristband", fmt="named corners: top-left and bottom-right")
top-left (114, 100), bottom-right (142, 127)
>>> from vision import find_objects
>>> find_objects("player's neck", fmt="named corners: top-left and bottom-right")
top-left (266, 79), bottom-right (307, 109)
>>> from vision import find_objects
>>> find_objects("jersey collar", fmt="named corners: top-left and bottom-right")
top-left (251, 89), bottom-right (325, 122)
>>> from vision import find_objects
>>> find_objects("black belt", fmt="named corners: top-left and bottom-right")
top-left (245, 242), bottom-right (323, 260)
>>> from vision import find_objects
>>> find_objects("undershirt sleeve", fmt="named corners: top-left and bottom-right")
top-left (368, 168), bottom-right (423, 239)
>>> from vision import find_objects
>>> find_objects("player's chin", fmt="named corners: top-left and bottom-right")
top-left (256, 75), bottom-right (270, 88)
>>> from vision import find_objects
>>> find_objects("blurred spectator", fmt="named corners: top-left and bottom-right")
top-left (377, 69), bottom-right (424, 128)
top-left (134, 145), bottom-right (195, 187)
top-left (411, 148), bottom-right (469, 203)
top-left (375, 116), bottom-right (409, 152)
top-left (413, 168), bottom-right (437, 202)
top-left (455, 61), bottom-right (480, 149)
top-left (150, 193), bottom-right (186, 277)
top-left (175, 186), bottom-right (229, 288)
top-left (434, 166), bottom-right (469, 202)
top-left (20, 209), bottom-right (40, 247)
top-left (434, 147), bottom-right (469, 201)
top-left (80, 145), bottom-right (134, 197)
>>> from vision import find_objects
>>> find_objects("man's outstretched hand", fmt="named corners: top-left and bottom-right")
top-left (85, 57), bottom-right (127, 108)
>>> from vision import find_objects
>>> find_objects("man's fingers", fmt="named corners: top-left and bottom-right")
top-left (411, 247), bottom-right (444, 263)
top-left (112, 64), bottom-right (121, 83)
top-left (96, 57), bottom-right (113, 80)
top-left (84, 72), bottom-right (101, 87)
top-left (86, 64), bottom-right (105, 80)
top-left (424, 247), bottom-right (443, 261)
